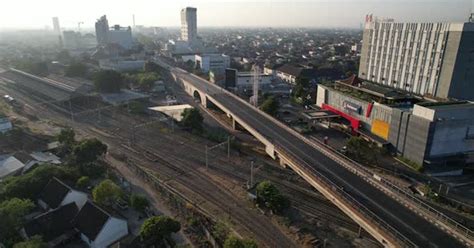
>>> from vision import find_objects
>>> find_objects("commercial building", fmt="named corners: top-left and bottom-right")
top-left (225, 69), bottom-right (272, 90)
top-left (95, 15), bottom-right (109, 46)
top-left (181, 7), bottom-right (198, 44)
top-left (195, 54), bottom-right (230, 75)
top-left (95, 15), bottom-right (133, 49)
top-left (316, 75), bottom-right (474, 169)
top-left (359, 16), bottom-right (474, 100)
top-left (52, 17), bottom-right (61, 35)
top-left (273, 64), bottom-right (317, 84)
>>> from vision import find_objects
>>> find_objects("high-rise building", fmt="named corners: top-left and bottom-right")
top-left (95, 15), bottom-right (109, 46)
top-left (359, 16), bottom-right (474, 100)
top-left (108, 25), bottom-right (133, 49)
top-left (180, 7), bottom-right (197, 43)
top-left (52, 17), bottom-right (61, 35)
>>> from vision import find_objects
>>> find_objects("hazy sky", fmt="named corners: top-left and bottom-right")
top-left (1, 0), bottom-right (473, 30)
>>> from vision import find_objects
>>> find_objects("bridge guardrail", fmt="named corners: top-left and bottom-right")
top-left (307, 137), bottom-right (474, 242)
top-left (209, 76), bottom-right (474, 243)
top-left (162, 59), bottom-right (473, 244)
top-left (275, 144), bottom-right (417, 248)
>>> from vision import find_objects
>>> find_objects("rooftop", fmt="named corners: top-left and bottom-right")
top-left (39, 177), bottom-right (72, 209)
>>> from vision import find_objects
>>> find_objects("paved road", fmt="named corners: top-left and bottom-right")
top-left (163, 62), bottom-right (466, 248)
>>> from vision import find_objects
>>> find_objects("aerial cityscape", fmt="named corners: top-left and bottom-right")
top-left (1, 0), bottom-right (474, 247)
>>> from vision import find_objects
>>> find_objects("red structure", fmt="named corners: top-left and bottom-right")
top-left (321, 103), bottom-right (361, 131)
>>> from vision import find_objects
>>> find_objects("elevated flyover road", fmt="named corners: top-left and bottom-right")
top-left (156, 58), bottom-right (472, 247)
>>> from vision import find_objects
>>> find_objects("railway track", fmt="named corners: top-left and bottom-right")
top-left (0, 78), bottom-right (377, 247)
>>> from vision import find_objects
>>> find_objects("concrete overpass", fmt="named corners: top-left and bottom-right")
top-left (158, 58), bottom-right (473, 247)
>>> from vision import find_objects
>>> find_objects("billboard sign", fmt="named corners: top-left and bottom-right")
top-left (343, 101), bottom-right (361, 114)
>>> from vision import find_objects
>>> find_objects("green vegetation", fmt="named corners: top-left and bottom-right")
top-left (346, 136), bottom-right (377, 164)
top-left (180, 108), bottom-right (204, 133)
top-left (92, 179), bottom-right (123, 206)
top-left (12, 235), bottom-right (47, 248)
top-left (65, 62), bottom-right (87, 77)
top-left (72, 138), bottom-right (107, 165)
top-left (398, 156), bottom-right (424, 172)
top-left (93, 70), bottom-right (124, 93)
top-left (212, 222), bottom-right (230, 243)
top-left (223, 236), bottom-right (258, 248)
top-left (56, 128), bottom-right (76, 155)
top-left (0, 198), bottom-right (36, 246)
top-left (140, 216), bottom-right (181, 245)
top-left (128, 101), bottom-right (146, 115)
top-left (126, 72), bottom-right (160, 91)
top-left (255, 180), bottom-right (289, 214)
top-left (76, 176), bottom-right (90, 189)
top-left (260, 96), bottom-right (279, 116)
top-left (0, 165), bottom-right (79, 201)
top-left (130, 194), bottom-right (150, 213)
top-left (290, 78), bottom-right (311, 106)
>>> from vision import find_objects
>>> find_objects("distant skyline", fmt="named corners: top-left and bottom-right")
top-left (1, 0), bottom-right (473, 30)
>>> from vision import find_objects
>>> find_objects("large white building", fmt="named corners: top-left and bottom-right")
top-left (181, 7), bottom-right (198, 44)
top-left (195, 54), bottom-right (230, 75)
top-left (359, 16), bottom-right (474, 100)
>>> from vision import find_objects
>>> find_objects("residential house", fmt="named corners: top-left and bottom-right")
top-left (21, 202), bottom-right (79, 246)
top-left (38, 177), bottom-right (88, 210)
top-left (74, 202), bottom-right (128, 248)
top-left (0, 155), bottom-right (25, 179)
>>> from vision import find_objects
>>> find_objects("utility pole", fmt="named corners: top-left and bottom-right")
top-left (205, 145), bottom-right (209, 170)
top-left (250, 160), bottom-right (254, 188)
top-left (68, 100), bottom-right (74, 121)
top-left (227, 136), bottom-right (231, 159)
top-left (251, 64), bottom-right (259, 107)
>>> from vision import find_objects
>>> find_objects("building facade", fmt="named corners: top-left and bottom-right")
top-left (195, 54), bottom-right (230, 75)
top-left (108, 25), bottom-right (133, 49)
top-left (359, 17), bottom-right (474, 100)
top-left (52, 17), bottom-right (61, 35)
top-left (181, 7), bottom-right (197, 44)
top-left (95, 15), bottom-right (109, 46)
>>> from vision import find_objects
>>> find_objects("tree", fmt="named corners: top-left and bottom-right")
top-left (291, 77), bottom-right (311, 105)
top-left (128, 101), bottom-right (146, 115)
top-left (0, 198), bottom-right (35, 244)
top-left (72, 138), bottom-right (107, 165)
top-left (144, 61), bottom-right (160, 72)
top-left (346, 136), bottom-right (377, 164)
top-left (13, 235), bottom-right (47, 248)
top-left (224, 236), bottom-right (258, 248)
top-left (130, 194), bottom-right (150, 213)
top-left (57, 128), bottom-right (75, 147)
top-left (0, 165), bottom-right (79, 201)
top-left (92, 179), bottom-right (123, 206)
top-left (65, 62), bottom-right (87, 77)
top-left (260, 96), bottom-right (279, 116)
top-left (93, 70), bottom-right (124, 93)
top-left (137, 72), bottom-right (159, 91)
top-left (255, 180), bottom-right (289, 213)
top-left (140, 216), bottom-right (181, 245)
top-left (76, 176), bottom-right (90, 189)
top-left (180, 108), bottom-right (203, 133)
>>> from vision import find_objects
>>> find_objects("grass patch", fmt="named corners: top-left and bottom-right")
top-left (397, 156), bottom-right (424, 172)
